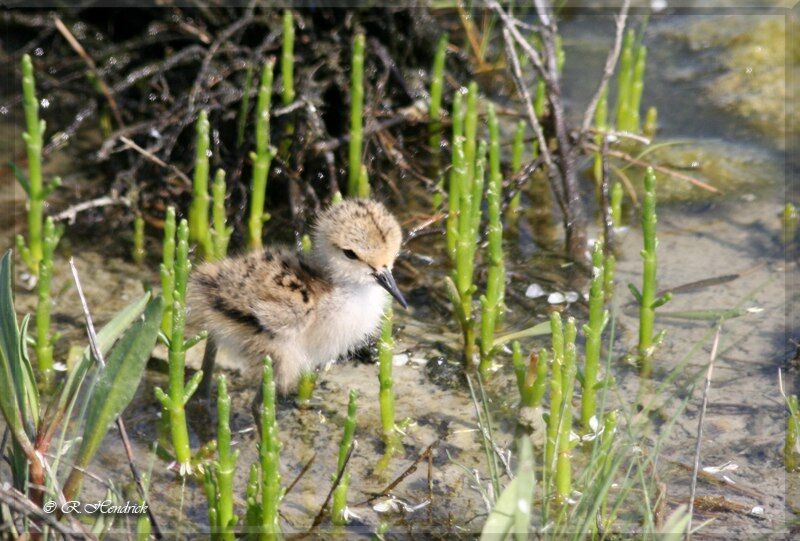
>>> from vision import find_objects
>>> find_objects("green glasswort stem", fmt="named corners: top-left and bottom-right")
top-left (236, 64), bottom-right (255, 148)
top-left (154, 219), bottom-right (200, 474)
top-left (429, 34), bottom-right (448, 210)
top-left (279, 9), bottom-right (296, 160)
top-left (189, 110), bottom-right (212, 256)
top-left (786, 395), bottom-right (800, 472)
top-left (629, 45), bottom-right (647, 133)
top-left (611, 182), bottom-right (623, 228)
top-left (593, 87), bottom-right (608, 185)
top-left (358, 164), bottom-right (370, 198)
top-left (635, 167), bottom-right (671, 376)
top-left (428, 33), bottom-right (448, 155)
top-left (347, 33), bottom-right (365, 197)
top-left (260, 356), bottom-right (282, 537)
top-left (783, 202), bottom-right (799, 244)
top-left (35, 217), bottom-right (59, 382)
top-left (296, 371), bottom-right (317, 408)
top-left (463, 82), bottom-right (478, 191)
top-left (479, 106), bottom-right (504, 376)
top-left (160, 207), bottom-right (176, 335)
top-left (17, 54), bottom-right (61, 276)
top-left (581, 241), bottom-right (608, 430)
top-left (512, 343), bottom-right (548, 408)
top-left (506, 120), bottom-right (526, 220)
top-left (332, 390), bottom-right (357, 526)
top-left (555, 317), bottom-right (577, 502)
top-left (378, 307), bottom-right (396, 446)
top-left (644, 106), bottom-right (658, 139)
top-left (132, 214), bottom-right (145, 265)
top-left (603, 252), bottom-right (617, 300)
top-left (281, 10), bottom-right (295, 107)
top-left (615, 29), bottom-right (635, 131)
top-left (545, 312), bottom-right (564, 474)
top-left (248, 58), bottom-right (276, 250)
top-left (216, 375), bottom-right (238, 539)
top-left (446, 90), bottom-right (464, 262)
top-left (245, 463), bottom-right (260, 530)
top-left (211, 169), bottom-right (231, 261)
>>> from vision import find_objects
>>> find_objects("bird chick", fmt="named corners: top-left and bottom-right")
top-left (189, 199), bottom-right (407, 395)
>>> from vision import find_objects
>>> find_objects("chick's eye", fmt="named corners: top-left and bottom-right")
top-left (342, 249), bottom-right (359, 260)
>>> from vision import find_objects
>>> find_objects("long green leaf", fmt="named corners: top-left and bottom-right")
top-left (480, 478), bottom-right (518, 539)
top-left (0, 250), bottom-right (37, 490)
top-left (65, 295), bottom-right (163, 497)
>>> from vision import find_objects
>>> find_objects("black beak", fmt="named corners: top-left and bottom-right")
top-left (373, 268), bottom-right (409, 309)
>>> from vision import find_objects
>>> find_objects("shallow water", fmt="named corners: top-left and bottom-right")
top-left (1, 8), bottom-right (797, 537)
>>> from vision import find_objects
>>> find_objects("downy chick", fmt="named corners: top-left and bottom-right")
top-left (189, 199), bottom-right (407, 394)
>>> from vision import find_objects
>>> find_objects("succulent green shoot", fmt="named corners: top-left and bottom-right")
top-left (479, 105), bottom-right (505, 376)
top-left (783, 202), bottom-right (798, 244)
top-left (247, 58), bottom-right (277, 250)
top-left (35, 217), bottom-right (61, 386)
top-left (378, 307), bottom-right (400, 454)
top-left (132, 214), bottom-right (145, 266)
top-left (358, 164), bottom-right (370, 198)
top-left (205, 374), bottom-right (238, 540)
top-left (259, 356), bottom-right (283, 536)
top-left (581, 241), bottom-right (609, 430)
top-left (347, 33), bottom-right (366, 197)
top-left (611, 182), bottom-right (624, 229)
top-left (545, 312), bottom-right (564, 473)
top-left (160, 207), bottom-right (176, 335)
top-left (629, 45), bottom-right (647, 133)
top-left (534, 79), bottom-right (546, 119)
top-left (188, 110), bottom-right (213, 257)
top-left (296, 370), bottom-right (317, 408)
top-left (555, 317), bottom-right (577, 502)
top-left (593, 86), bottom-right (608, 185)
top-left (281, 10), bottom-right (295, 107)
top-left (332, 390), bottom-right (358, 526)
top-left (615, 29), bottom-right (635, 131)
top-left (446, 89), bottom-right (465, 261)
top-left (643, 106), bottom-right (658, 139)
top-left (512, 343), bottom-right (548, 409)
top-left (463, 82), bottom-right (479, 192)
top-left (429, 34), bottom-right (448, 209)
top-left (16, 54), bottom-right (61, 276)
top-left (506, 120), bottom-right (526, 220)
top-left (210, 169), bottom-right (232, 261)
top-left (785, 395), bottom-right (800, 472)
top-left (631, 167), bottom-right (671, 376)
top-left (153, 219), bottom-right (205, 474)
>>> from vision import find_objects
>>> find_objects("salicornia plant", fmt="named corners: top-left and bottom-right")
top-left (258, 355), bottom-right (283, 536)
top-left (630, 167), bottom-right (671, 376)
top-left (34, 217), bottom-right (61, 385)
top-left (545, 312), bottom-right (564, 474)
top-left (347, 33), bottom-right (365, 197)
top-left (188, 109), bottom-right (212, 257)
top-left (378, 307), bottom-right (400, 455)
top-left (512, 342), bottom-right (548, 410)
top-left (555, 317), bottom-right (577, 503)
top-left (209, 169), bottom-right (232, 261)
top-left (445, 84), bottom-right (485, 368)
top-left (154, 219), bottom-right (206, 474)
top-left (133, 213), bottom-right (145, 265)
top-left (615, 29), bottom-right (649, 134)
top-left (479, 105), bottom-right (505, 376)
top-left (580, 241), bottom-right (609, 430)
top-left (429, 33), bottom-right (448, 209)
top-left (160, 206), bottom-right (176, 335)
top-left (15, 54), bottom-right (61, 277)
top-left (204, 374), bottom-right (238, 540)
top-left (247, 58), bottom-right (277, 250)
top-left (332, 390), bottom-right (358, 526)
top-left (296, 370), bottom-right (317, 408)
top-left (506, 120), bottom-right (526, 220)
top-left (785, 394), bottom-right (800, 472)
top-left (279, 9), bottom-right (295, 158)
